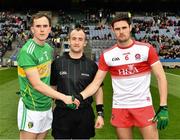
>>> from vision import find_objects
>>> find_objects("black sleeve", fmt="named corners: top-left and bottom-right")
top-left (50, 60), bottom-right (57, 86)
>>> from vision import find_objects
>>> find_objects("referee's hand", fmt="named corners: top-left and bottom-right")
top-left (95, 116), bottom-right (104, 129)
top-left (63, 95), bottom-right (80, 109)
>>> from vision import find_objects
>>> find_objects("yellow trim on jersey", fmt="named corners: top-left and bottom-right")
top-left (37, 61), bottom-right (51, 78)
top-left (18, 66), bottom-right (26, 77)
top-left (23, 85), bottom-right (36, 110)
top-left (18, 66), bottom-right (36, 77)
top-left (18, 60), bottom-right (51, 78)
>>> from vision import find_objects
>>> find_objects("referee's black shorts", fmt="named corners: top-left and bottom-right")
top-left (52, 106), bottom-right (95, 139)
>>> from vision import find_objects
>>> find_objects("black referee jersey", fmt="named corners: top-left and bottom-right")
top-left (50, 52), bottom-right (98, 108)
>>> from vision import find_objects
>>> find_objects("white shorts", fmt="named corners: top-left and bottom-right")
top-left (17, 98), bottom-right (53, 133)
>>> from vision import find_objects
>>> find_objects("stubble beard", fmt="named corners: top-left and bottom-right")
top-left (117, 35), bottom-right (131, 45)
top-left (71, 48), bottom-right (83, 54)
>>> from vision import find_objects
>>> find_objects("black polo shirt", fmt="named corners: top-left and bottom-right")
top-left (50, 52), bottom-right (98, 108)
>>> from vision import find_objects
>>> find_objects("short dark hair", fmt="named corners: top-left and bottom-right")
top-left (31, 12), bottom-right (51, 26)
top-left (111, 12), bottom-right (132, 27)
top-left (68, 27), bottom-right (87, 40)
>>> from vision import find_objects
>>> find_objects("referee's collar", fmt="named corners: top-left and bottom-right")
top-left (64, 52), bottom-right (86, 60)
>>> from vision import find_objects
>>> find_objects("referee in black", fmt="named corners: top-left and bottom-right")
top-left (50, 27), bottom-right (104, 139)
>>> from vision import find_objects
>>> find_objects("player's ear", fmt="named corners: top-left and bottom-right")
top-left (84, 40), bottom-right (87, 47)
top-left (111, 25), bottom-right (114, 32)
top-left (48, 26), bottom-right (51, 34)
top-left (31, 26), bottom-right (34, 34)
top-left (130, 25), bottom-right (132, 32)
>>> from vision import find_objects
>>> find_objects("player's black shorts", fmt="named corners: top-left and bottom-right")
top-left (52, 106), bottom-right (95, 139)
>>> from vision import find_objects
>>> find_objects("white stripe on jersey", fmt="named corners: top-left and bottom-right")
top-left (103, 44), bottom-right (149, 66)
top-left (27, 42), bottom-right (35, 54)
top-left (151, 60), bottom-right (160, 66)
top-left (112, 73), bottom-right (152, 108)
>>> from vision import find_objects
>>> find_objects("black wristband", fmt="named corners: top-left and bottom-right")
top-left (74, 94), bottom-right (83, 103)
top-left (96, 104), bottom-right (104, 113)
top-left (156, 105), bottom-right (168, 115)
top-left (160, 105), bottom-right (168, 110)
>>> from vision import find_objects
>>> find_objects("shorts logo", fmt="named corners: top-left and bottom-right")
top-left (28, 122), bottom-right (33, 128)
top-left (148, 118), bottom-right (154, 122)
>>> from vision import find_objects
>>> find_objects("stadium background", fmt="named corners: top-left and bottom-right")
top-left (0, 0), bottom-right (180, 139)
top-left (0, 0), bottom-right (180, 11)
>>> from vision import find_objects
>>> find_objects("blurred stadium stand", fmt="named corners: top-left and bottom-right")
top-left (0, 0), bottom-right (180, 68)
top-left (0, 0), bottom-right (180, 11)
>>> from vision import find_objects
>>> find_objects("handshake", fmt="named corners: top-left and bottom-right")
top-left (66, 94), bottom-right (84, 110)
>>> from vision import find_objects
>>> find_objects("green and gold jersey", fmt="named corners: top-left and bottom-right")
top-left (17, 39), bottom-right (53, 111)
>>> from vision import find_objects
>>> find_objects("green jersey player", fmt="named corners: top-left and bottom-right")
top-left (17, 12), bottom-right (80, 139)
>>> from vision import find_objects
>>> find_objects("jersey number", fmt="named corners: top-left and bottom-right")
top-left (125, 55), bottom-right (129, 60)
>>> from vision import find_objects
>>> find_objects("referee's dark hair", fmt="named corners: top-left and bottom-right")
top-left (68, 27), bottom-right (87, 40)
top-left (111, 12), bottom-right (132, 28)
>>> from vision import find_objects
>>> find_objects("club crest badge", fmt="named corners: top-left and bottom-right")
top-left (135, 53), bottom-right (141, 60)
top-left (28, 122), bottom-right (33, 128)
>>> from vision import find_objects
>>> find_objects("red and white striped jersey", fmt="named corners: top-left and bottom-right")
top-left (98, 40), bottom-right (159, 108)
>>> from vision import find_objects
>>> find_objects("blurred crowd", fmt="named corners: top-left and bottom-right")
top-left (1, 10), bottom-right (180, 62)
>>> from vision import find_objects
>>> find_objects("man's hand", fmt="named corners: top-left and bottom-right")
top-left (66, 103), bottom-right (77, 109)
top-left (153, 106), bottom-right (169, 130)
top-left (66, 95), bottom-right (76, 109)
top-left (95, 116), bottom-right (104, 129)
top-left (95, 104), bottom-right (104, 128)
top-left (64, 95), bottom-right (80, 109)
